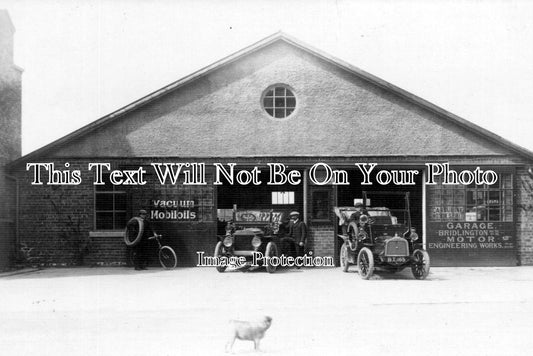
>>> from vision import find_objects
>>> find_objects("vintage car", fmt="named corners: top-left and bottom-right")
top-left (214, 209), bottom-right (296, 273)
top-left (335, 191), bottom-right (430, 280)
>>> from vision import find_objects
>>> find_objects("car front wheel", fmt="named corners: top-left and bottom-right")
top-left (265, 242), bottom-right (278, 273)
top-left (411, 249), bottom-right (430, 280)
top-left (340, 242), bottom-right (349, 272)
top-left (357, 247), bottom-right (374, 279)
top-left (214, 241), bottom-right (227, 273)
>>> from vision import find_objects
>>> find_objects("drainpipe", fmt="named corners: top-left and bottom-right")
top-left (6, 174), bottom-right (19, 257)
top-left (303, 169), bottom-right (308, 223)
top-left (422, 169), bottom-right (427, 250)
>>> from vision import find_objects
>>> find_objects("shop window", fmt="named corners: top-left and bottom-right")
top-left (94, 174), bottom-right (127, 230)
top-left (272, 191), bottom-right (294, 205)
top-left (428, 172), bottom-right (513, 222)
top-left (262, 85), bottom-right (296, 118)
top-left (311, 190), bottom-right (331, 220)
top-left (217, 209), bottom-right (234, 222)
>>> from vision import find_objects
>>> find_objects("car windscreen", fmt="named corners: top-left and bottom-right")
top-left (367, 208), bottom-right (408, 225)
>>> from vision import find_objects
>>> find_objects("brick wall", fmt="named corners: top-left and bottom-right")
top-left (12, 159), bottom-right (216, 267)
top-left (84, 235), bottom-right (131, 267)
top-left (13, 160), bottom-right (94, 266)
top-left (308, 224), bottom-right (335, 259)
top-left (0, 171), bottom-right (17, 270)
top-left (516, 167), bottom-right (533, 265)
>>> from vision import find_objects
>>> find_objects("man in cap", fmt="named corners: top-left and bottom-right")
top-left (352, 202), bottom-right (368, 220)
top-left (288, 211), bottom-right (307, 264)
top-left (132, 209), bottom-right (155, 270)
top-left (347, 202), bottom-right (373, 237)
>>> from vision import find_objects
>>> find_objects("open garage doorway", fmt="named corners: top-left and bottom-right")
top-left (336, 165), bottom-right (424, 258)
top-left (216, 167), bottom-right (304, 235)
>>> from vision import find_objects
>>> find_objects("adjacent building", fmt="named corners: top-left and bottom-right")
top-left (0, 10), bottom-right (22, 271)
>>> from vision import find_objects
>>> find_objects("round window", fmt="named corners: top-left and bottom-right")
top-left (262, 85), bottom-right (296, 119)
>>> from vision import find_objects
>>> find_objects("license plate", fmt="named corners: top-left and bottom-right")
top-left (386, 257), bottom-right (406, 263)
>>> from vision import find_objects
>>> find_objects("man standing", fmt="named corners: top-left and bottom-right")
top-left (351, 202), bottom-right (369, 222)
top-left (288, 211), bottom-right (307, 263)
top-left (132, 209), bottom-right (154, 270)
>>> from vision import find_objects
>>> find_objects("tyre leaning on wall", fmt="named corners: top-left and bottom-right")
top-left (124, 217), bottom-right (144, 246)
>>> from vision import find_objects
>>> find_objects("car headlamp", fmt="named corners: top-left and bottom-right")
top-left (359, 214), bottom-right (369, 225)
top-left (223, 236), bottom-right (234, 247)
top-left (410, 231), bottom-right (419, 241)
top-left (251, 236), bottom-right (262, 249)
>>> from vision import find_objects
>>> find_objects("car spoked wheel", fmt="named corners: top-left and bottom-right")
top-left (357, 247), bottom-right (374, 279)
top-left (347, 223), bottom-right (359, 251)
top-left (214, 241), bottom-right (227, 273)
top-left (159, 246), bottom-right (177, 269)
top-left (411, 249), bottom-right (430, 280)
top-left (340, 243), bottom-right (349, 272)
top-left (265, 242), bottom-right (278, 274)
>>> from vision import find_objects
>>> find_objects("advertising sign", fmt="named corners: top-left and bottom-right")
top-left (427, 221), bottom-right (516, 266)
top-left (234, 210), bottom-right (283, 223)
top-left (150, 199), bottom-right (198, 221)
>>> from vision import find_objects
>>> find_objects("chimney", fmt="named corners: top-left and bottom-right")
top-left (0, 10), bottom-right (15, 67)
top-left (0, 9), bottom-right (22, 163)
top-left (0, 10), bottom-right (22, 271)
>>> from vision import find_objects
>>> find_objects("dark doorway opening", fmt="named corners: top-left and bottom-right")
top-left (336, 166), bottom-right (424, 260)
top-left (216, 168), bottom-right (304, 234)
top-left (336, 166), bottom-right (423, 228)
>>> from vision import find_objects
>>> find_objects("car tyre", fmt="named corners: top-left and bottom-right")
top-left (357, 247), bottom-right (374, 279)
top-left (265, 242), bottom-right (278, 273)
top-left (124, 217), bottom-right (144, 246)
top-left (214, 241), bottom-right (227, 273)
top-left (411, 249), bottom-right (430, 280)
top-left (340, 242), bottom-right (349, 272)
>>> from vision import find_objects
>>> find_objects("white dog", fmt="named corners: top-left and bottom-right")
top-left (225, 315), bottom-right (272, 353)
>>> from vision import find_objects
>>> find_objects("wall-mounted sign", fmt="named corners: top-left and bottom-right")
top-left (427, 221), bottom-right (516, 266)
top-left (428, 222), bottom-right (514, 249)
top-left (150, 199), bottom-right (198, 221)
top-left (234, 210), bottom-right (283, 223)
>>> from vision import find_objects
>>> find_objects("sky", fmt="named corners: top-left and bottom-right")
top-left (2, 0), bottom-right (533, 155)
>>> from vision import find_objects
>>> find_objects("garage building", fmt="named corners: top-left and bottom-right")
top-left (4, 30), bottom-right (533, 268)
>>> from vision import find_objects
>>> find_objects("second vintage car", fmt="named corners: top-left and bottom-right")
top-left (335, 191), bottom-right (430, 280)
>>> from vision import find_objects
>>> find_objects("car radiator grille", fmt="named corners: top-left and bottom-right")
top-left (234, 236), bottom-right (253, 250)
top-left (385, 238), bottom-right (409, 256)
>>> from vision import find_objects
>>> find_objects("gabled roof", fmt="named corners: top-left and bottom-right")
top-left (10, 31), bottom-right (533, 165)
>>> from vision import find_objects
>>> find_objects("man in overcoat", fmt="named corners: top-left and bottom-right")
top-left (288, 211), bottom-right (307, 262)
top-left (132, 209), bottom-right (154, 270)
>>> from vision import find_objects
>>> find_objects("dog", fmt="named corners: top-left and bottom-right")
top-left (225, 315), bottom-right (272, 353)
